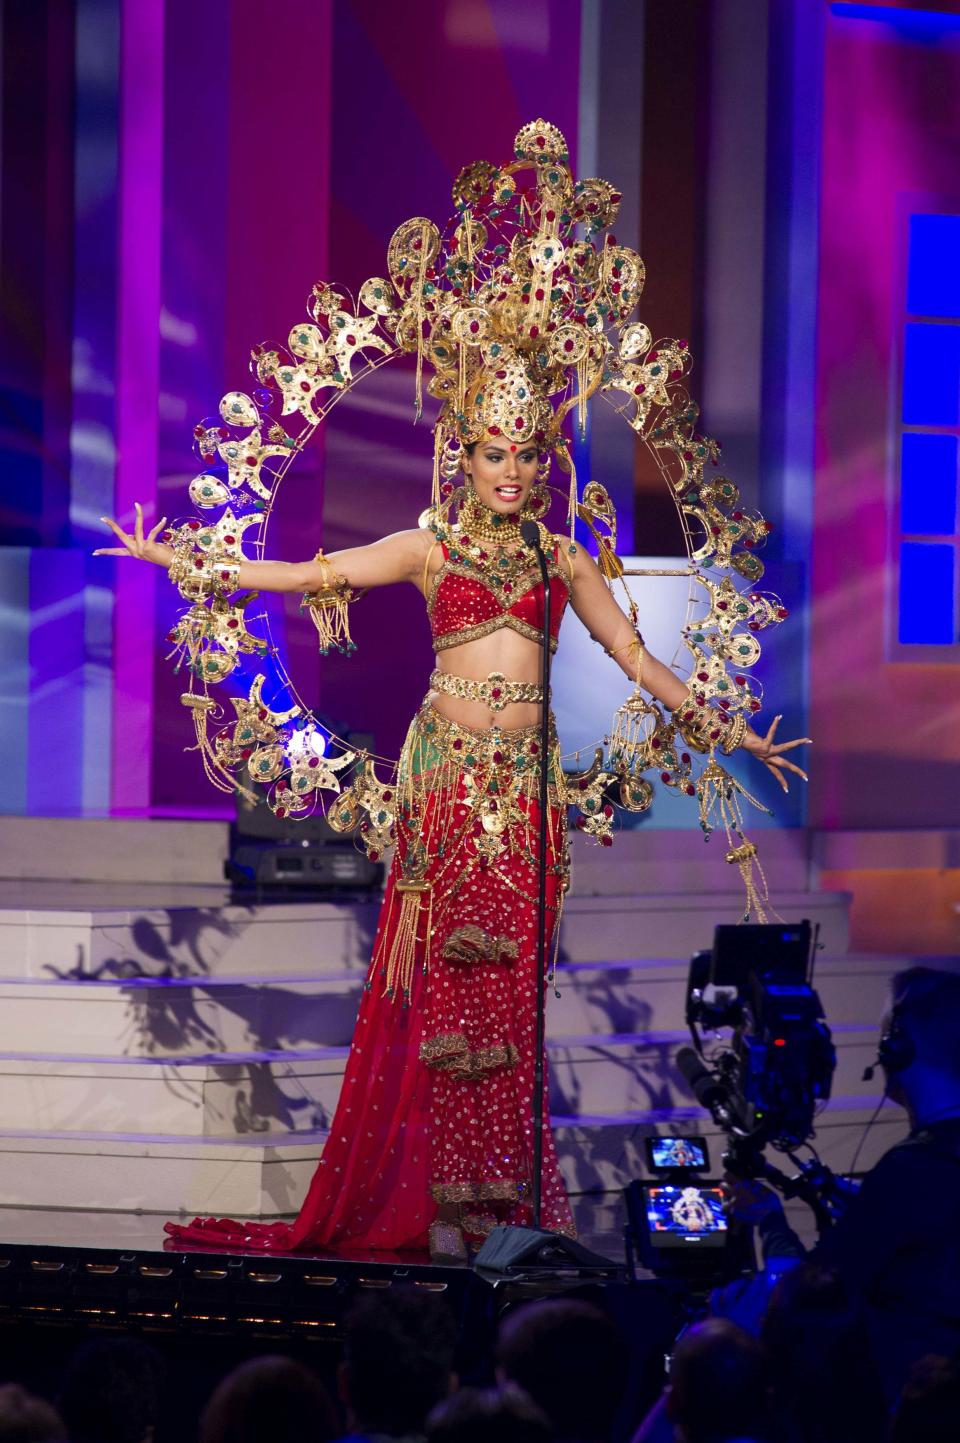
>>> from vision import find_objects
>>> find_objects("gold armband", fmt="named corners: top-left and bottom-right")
top-left (301, 548), bottom-right (357, 655)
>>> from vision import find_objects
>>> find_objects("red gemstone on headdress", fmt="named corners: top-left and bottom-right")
top-left (258, 709), bottom-right (267, 719)
top-left (193, 557), bottom-right (203, 569)
top-left (564, 340), bottom-right (574, 352)
top-left (492, 751), bottom-right (504, 763)
top-left (165, 630), bottom-right (176, 642)
top-left (546, 209), bottom-right (556, 221)
top-left (503, 583), bottom-right (512, 593)
top-left (634, 385), bottom-right (645, 396)
top-left (717, 601), bottom-right (729, 611)
top-left (661, 771), bottom-right (671, 783)
top-left (709, 730), bottom-right (721, 742)
top-left (227, 618), bottom-right (239, 629)
top-left (521, 294), bottom-right (530, 305)
top-left (711, 526), bottom-right (721, 536)
top-left (220, 570), bottom-right (231, 580)
top-left (308, 756), bottom-right (319, 768)
top-left (495, 369), bottom-right (507, 379)
top-left (743, 538), bottom-right (754, 547)
top-left (188, 520), bottom-right (200, 530)
top-left (460, 534), bottom-right (471, 545)
top-left (346, 334), bottom-right (357, 345)
top-left (697, 672), bottom-right (709, 682)
top-left (686, 784), bottom-right (696, 797)
top-left (651, 736), bottom-right (661, 749)
top-left (535, 288), bottom-right (545, 300)
top-left (587, 203), bottom-right (598, 213)
top-left (611, 283), bottom-right (621, 294)
top-left (489, 426), bottom-right (501, 435)
top-left (299, 381), bottom-right (311, 392)
top-left (777, 607), bottom-right (788, 619)
top-left (489, 800), bottom-right (499, 812)
top-left (535, 135), bottom-right (545, 147)
top-left (719, 698), bottom-right (731, 710)
top-left (603, 804), bottom-right (613, 818)
top-left (224, 535), bottom-right (236, 544)
top-left (470, 321), bottom-right (480, 334)
top-left (515, 417), bottom-right (525, 428)
top-left (275, 807), bottom-right (286, 818)
top-left (681, 752), bottom-right (691, 765)
top-left (245, 455), bottom-right (257, 466)
top-left (277, 779), bottom-right (288, 791)
top-left (735, 675), bottom-right (747, 686)
top-left (529, 326), bottom-right (539, 338)
top-left (241, 749), bottom-right (251, 760)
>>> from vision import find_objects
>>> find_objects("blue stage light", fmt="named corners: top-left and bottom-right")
top-left (831, 5), bottom-right (960, 42)
top-left (902, 323), bottom-right (960, 427)
top-left (898, 542), bottom-right (956, 644)
top-left (900, 433), bottom-right (958, 537)
top-left (908, 216), bottom-right (960, 319)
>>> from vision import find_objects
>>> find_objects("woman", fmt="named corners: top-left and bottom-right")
top-left (97, 118), bottom-right (808, 1259)
top-left (97, 444), bottom-right (806, 1259)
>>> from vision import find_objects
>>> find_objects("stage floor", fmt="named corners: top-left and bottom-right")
top-left (0, 1191), bottom-right (627, 1268)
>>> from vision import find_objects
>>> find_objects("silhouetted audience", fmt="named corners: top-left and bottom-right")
top-left (759, 1266), bottom-right (887, 1443)
top-left (496, 1298), bottom-right (629, 1443)
top-left (890, 1354), bottom-right (960, 1443)
top-left (57, 1338), bottom-right (163, 1443)
top-left (427, 1383), bottom-right (553, 1443)
top-left (0, 1385), bottom-right (65, 1443)
top-left (199, 1355), bottom-right (337, 1443)
top-left (337, 1290), bottom-right (458, 1441)
top-left (661, 1319), bottom-right (775, 1443)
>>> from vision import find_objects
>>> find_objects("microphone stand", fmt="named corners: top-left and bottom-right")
top-left (519, 519), bottom-right (551, 1229)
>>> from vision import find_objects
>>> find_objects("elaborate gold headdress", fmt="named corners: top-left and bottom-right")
top-left (162, 119), bottom-right (788, 918)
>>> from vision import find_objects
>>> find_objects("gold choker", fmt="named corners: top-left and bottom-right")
top-left (457, 493), bottom-right (525, 548)
top-left (430, 669), bottom-right (545, 712)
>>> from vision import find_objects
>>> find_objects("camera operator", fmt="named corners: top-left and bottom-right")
top-left (724, 965), bottom-right (960, 1401)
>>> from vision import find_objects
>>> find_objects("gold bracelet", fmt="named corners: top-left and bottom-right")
top-left (720, 712), bottom-right (747, 754)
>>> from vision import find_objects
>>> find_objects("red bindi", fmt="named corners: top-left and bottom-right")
top-left (510, 444), bottom-right (517, 452)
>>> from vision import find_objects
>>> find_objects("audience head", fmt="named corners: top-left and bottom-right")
top-left (496, 1298), bottom-right (629, 1443)
top-left (760, 1265), bottom-right (886, 1443)
top-left (666, 1318), bottom-right (773, 1443)
top-left (891, 1354), bottom-right (960, 1443)
top-left (427, 1383), bottom-right (553, 1443)
top-left (340, 1289), bottom-right (458, 1437)
top-left (199, 1355), bottom-right (337, 1443)
top-left (0, 1385), bottom-right (65, 1443)
top-left (57, 1338), bottom-right (163, 1443)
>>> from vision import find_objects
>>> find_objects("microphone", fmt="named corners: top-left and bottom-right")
top-left (676, 1046), bottom-right (736, 1129)
top-left (520, 519), bottom-right (542, 551)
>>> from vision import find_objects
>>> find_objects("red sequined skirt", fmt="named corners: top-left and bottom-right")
top-left (164, 703), bottom-right (574, 1253)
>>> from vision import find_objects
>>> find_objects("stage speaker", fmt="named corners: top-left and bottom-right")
top-left (473, 1226), bottom-right (619, 1277)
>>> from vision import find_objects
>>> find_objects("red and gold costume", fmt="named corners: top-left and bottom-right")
top-left (167, 513), bottom-right (577, 1252)
top-left (161, 119), bottom-right (790, 1255)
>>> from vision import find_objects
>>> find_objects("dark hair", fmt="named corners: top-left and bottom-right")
top-left (343, 1291), bottom-right (458, 1436)
top-left (888, 966), bottom-right (960, 1078)
top-left (496, 1299), bottom-right (628, 1441)
top-left (891, 1353), bottom-right (960, 1443)
top-left (57, 1338), bottom-right (163, 1443)
top-left (761, 1266), bottom-right (887, 1443)
top-left (0, 1385), bottom-right (65, 1443)
top-left (667, 1319), bottom-right (774, 1443)
top-left (427, 1383), bottom-right (553, 1443)
top-left (199, 1355), bottom-right (336, 1443)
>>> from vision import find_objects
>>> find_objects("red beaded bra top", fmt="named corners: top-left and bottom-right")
top-left (427, 536), bottom-right (572, 654)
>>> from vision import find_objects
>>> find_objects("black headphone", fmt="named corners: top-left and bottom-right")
top-left (862, 998), bottom-right (916, 1083)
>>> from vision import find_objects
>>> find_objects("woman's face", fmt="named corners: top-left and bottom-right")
top-left (465, 440), bottom-right (539, 514)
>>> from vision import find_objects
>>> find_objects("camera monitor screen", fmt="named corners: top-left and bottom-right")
top-left (646, 1136), bottom-right (709, 1172)
top-left (644, 1185), bottom-right (728, 1249)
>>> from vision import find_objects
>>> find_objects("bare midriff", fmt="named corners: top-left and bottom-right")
top-left (429, 629), bottom-right (545, 731)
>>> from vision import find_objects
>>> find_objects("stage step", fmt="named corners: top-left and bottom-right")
top-left (0, 1097), bottom-right (907, 1218)
top-left (0, 952), bottom-right (912, 1061)
top-left (0, 1015), bottom-right (884, 1138)
top-left (0, 887), bottom-right (849, 983)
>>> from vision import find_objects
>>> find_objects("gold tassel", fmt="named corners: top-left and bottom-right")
top-left (414, 220), bottom-right (430, 422)
top-left (431, 424), bottom-right (443, 518)
top-left (696, 757), bottom-right (781, 923)
top-left (577, 354), bottom-right (588, 440)
top-left (567, 451), bottom-right (578, 548)
top-left (181, 693), bottom-right (257, 802)
top-left (381, 879), bottom-right (432, 1006)
top-left (303, 593), bottom-right (356, 656)
top-left (725, 841), bottom-right (774, 924)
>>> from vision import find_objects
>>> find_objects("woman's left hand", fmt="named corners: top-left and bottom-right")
top-left (741, 716), bottom-right (811, 793)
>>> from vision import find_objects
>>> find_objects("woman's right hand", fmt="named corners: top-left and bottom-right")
top-left (94, 502), bottom-right (175, 568)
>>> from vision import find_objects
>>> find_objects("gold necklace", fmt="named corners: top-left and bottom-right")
top-left (457, 491), bottom-right (525, 549)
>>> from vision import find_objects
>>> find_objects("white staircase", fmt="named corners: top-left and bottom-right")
top-left (0, 820), bottom-right (911, 1224)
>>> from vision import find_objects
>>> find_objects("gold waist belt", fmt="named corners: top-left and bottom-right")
top-left (429, 669), bottom-right (544, 712)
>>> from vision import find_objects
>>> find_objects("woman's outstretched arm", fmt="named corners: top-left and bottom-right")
top-left (569, 545), bottom-right (810, 792)
top-left (95, 502), bottom-right (431, 592)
